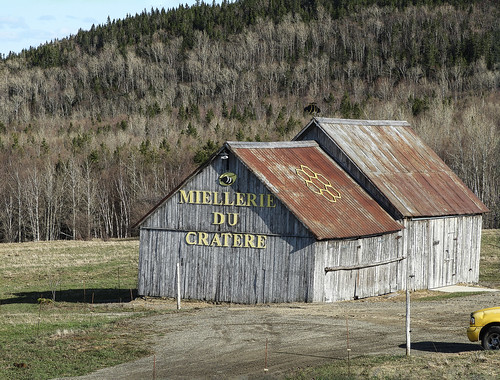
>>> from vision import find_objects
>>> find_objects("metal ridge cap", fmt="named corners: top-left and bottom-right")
top-left (226, 140), bottom-right (318, 149)
top-left (315, 117), bottom-right (410, 127)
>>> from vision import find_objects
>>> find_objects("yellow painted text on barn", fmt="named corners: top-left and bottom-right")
top-left (179, 189), bottom-right (273, 249)
top-left (179, 190), bottom-right (276, 208)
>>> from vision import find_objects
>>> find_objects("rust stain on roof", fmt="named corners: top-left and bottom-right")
top-left (303, 118), bottom-right (489, 218)
top-left (228, 141), bottom-right (402, 240)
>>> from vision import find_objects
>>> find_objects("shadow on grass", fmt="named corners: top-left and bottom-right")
top-left (398, 341), bottom-right (482, 353)
top-left (1, 288), bottom-right (139, 305)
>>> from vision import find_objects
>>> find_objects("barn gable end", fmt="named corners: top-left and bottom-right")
top-left (138, 142), bottom-right (315, 303)
top-left (294, 117), bottom-right (489, 289)
top-left (136, 140), bottom-right (404, 303)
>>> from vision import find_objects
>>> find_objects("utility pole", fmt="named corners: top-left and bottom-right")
top-left (406, 276), bottom-right (411, 356)
top-left (177, 262), bottom-right (181, 310)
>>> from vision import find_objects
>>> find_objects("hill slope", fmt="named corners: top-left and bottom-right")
top-left (0, 0), bottom-right (498, 241)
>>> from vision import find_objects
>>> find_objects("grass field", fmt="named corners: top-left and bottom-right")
top-left (0, 239), bottom-right (158, 380)
top-left (479, 229), bottom-right (500, 289)
top-left (286, 350), bottom-right (500, 379)
top-left (0, 230), bottom-right (499, 379)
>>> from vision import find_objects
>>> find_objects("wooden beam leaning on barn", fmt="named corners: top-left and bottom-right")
top-left (324, 256), bottom-right (406, 273)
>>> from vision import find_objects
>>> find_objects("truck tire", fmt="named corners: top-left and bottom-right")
top-left (482, 326), bottom-right (500, 350)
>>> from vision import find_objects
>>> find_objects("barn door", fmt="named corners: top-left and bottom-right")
top-left (444, 231), bottom-right (457, 285)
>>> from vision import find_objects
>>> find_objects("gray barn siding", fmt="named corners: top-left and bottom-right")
top-left (141, 155), bottom-right (311, 237)
top-left (138, 229), bottom-right (316, 303)
top-left (312, 213), bottom-right (483, 302)
top-left (313, 233), bottom-right (404, 302)
top-left (138, 153), bottom-right (318, 303)
top-left (403, 215), bottom-right (483, 290)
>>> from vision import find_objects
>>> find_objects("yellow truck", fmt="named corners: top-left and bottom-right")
top-left (467, 307), bottom-right (500, 350)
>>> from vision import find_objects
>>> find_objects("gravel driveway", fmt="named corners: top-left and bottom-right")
top-left (61, 289), bottom-right (499, 379)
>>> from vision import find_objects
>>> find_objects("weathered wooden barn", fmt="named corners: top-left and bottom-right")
top-left (294, 118), bottom-right (489, 291)
top-left (136, 117), bottom-right (488, 303)
top-left (135, 140), bottom-right (407, 303)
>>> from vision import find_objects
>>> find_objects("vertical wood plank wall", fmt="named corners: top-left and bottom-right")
top-left (403, 215), bottom-right (482, 290)
top-left (313, 233), bottom-right (404, 302)
top-left (138, 152), bottom-right (317, 303)
top-left (138, 229), bottom-right (316, 303)
top-left (138, 214), bottom-right (483, 304)
top-left (311, 214), bottom-right (482, 303)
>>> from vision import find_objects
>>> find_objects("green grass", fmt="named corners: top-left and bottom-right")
top-left (0, 310), bottom-right (150, 380)
top-left (0, 239), bottom-right (157, 380)
top-left (480, 229), bottom-right (500, 288)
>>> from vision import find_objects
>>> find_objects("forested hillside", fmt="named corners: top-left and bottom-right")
top-left (0, 0), bottom-right (498, 242)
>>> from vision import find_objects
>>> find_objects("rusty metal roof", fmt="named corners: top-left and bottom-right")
top-left (296, 118), bottom-right (489, 218)
top-left (227, 141), bottom-right (403, 240)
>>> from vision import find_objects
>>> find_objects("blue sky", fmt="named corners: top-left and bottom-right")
top-left (0, 0), bottom-right (200, 56)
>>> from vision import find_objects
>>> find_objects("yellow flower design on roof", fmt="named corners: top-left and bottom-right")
top-left (295, 165), bottom-right (341, 203)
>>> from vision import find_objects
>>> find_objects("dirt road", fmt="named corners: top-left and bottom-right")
top-left (63, 290), bottom-right (499, 379)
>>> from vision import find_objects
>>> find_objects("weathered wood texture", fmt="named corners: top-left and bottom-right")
top-left (137, 147), bottom-right (403, 303)
top-left (138, 229), bottom-right (316, 303)
top-left (310, 214), bottom-right (483, 302)
top-left (138, 153), bottom-right (317, 303)
top-left (138, 141), bottom-right (483, 304)
top-left (141, 153), bottom-right (311, 237)
top-left (313, 233), bottom-right (404, 302)
top-left (403, 215), bottom-right (483, 290)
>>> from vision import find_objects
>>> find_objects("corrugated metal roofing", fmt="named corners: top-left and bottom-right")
top-left (299, 118), bottom-right (488, 218)
top-left (227, 141), bottom-right (402, 240)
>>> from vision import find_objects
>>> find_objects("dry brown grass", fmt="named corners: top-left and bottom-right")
top-left (0, 239), bottom-right (138, 271)
top-left (290, 351), bottom-right (500, 379)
